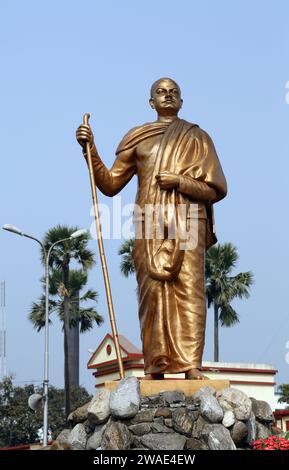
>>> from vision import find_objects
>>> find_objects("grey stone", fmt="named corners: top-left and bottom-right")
top-left (250, 398), bottom-right (274, 424)
top-left (82, 418), bottom-right (96, 434)
top-left (141, 396), bottom-right (150, 406)
top-left (186, 438), bottom-right (209, 450)
top-left (140, 432), bottom-right (187, 450)
top-left (68, 401), bottom-right (90, 424)
top-left (128, 423), bottom-right (152, 436)
top-left (192, 387), bottom-right (223, 423)
top-left (151, 422), bottom-right (174, 433)
top-left (217, 388), bottom-right (252, 421)
top-left (110, 377), bottom-right (140, 419)
top-left (193, 386), bottom-right (217, 399)
top-left (86, 424), bottom-right (106, 450)
top-left (154, 416), bottom-right (164, 424)
top-left (130, 408), bottom-right (155, 424)
top-left (164, 418), bottom-right (173, 428)
top-left (222, 410), bottom-right (235, 428)
top-left (202, 424), bottom-right (236, 450)
top-left (246, 412), bottom-right (256, 446)
top-left (199, 394), bottom-right (223, 423)
top-left (256, 421), bottom-right (271, 440)
top-left (159, 390), bottom-right (185, 405)
top-left (231, 421), bottom-right (248, 445)
top-left (101, 421), bottom-right (131, 450)
top-left (55, 429), bottom-right (70, 443)
top-left (155, 407), bottom-right (172, 419)
top-left (192, 415), bottom-right (207, 439)
top-left (186, 395), bottom-right (201, 405)
top-left (87, 389), bottom-right (110, 425)
top-left (131, 435), bottom-right (150, 449)
top-left (172, 408), bottom-right (197, 436)
top-left (68, 423), bottom-right (87, 450)
top-left (187, 404), bottom-right (200, 411)
top-left (170, 403), bottom-right (183, 408)
top-left (148, 395), bottom-right (160, 406)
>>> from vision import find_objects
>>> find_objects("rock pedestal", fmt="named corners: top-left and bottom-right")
top-left (54, 377), bottom-right (281, 451)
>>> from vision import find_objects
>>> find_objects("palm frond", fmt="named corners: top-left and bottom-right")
top-left (206, 243), bottom-right (253, 328)
top-left (79, 289), bottom-right (98, 303)
top-left (118, 239), bottom-right (135, 277)
top-left (78, 307), bottom-right (104, 332)
top-left (219, 304), bottom-right (240, 327)
top-left (28, 296), bottom-right (57, 331)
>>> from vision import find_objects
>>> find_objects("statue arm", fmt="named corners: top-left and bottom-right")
top-left (177, 129), bottom-right (227, 203)
top-left (83, 145), bottom-right (136, 197)
top-left (178, 176), bottom-right (217, 202)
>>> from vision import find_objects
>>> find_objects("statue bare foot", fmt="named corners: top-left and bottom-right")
top-left (142, 373), bottom-right (164, 380)
top-left (185, 368), bottom-right (209, 380)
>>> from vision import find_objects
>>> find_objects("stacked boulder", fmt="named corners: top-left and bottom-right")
top-left (54, 377), bottom-right (281, 450)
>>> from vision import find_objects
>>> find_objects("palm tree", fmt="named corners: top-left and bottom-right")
top-left (29, 269), bottom-right (103, 386)
top-left (206, 242), bottom-right (253, 362)
top-left (118, 238), bottom-right (135, 277)
top-left (32, 225), bottom-right (98, 418)
top-left (278, 384), bottom-right (289, 408)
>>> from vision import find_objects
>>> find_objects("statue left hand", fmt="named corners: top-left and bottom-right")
top-left (156, 171), bottom-right (180, 190)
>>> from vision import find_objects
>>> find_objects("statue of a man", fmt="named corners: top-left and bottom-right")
top-left (76, 78), bottom-right (227, 380)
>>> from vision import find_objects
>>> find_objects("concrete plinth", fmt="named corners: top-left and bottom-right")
top-left (105, 379), bottom-right (230, 396)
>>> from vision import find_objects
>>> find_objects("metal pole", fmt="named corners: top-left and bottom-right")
top-left (42, 236), bottom-right (74, 446)
top-left (83, 113), bottom-right (124, 379)
top-left (21, 234), bottom-right (49, 447)
top-left (43, 250), bottom-right (49, 447)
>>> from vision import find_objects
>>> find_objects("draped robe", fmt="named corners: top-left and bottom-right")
top-left (88, 118), bottom-right (227, 374)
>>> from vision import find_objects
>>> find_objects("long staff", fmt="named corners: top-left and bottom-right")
top-left (83, 113), bottom-right (124, 379)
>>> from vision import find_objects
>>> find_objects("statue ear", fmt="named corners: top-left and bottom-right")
top-left (180, 99), bottom-right (183, 108)
top-left (149, 98), bottom-right (155, 109)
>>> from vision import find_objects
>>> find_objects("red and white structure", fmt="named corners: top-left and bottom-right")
top-left (273, 410), bottom-right (289, 432)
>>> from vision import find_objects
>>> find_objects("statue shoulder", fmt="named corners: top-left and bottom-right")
top-left (187, 124), bottom-right (215, 145)
top-left (116, 121), bottom-right (166, 154)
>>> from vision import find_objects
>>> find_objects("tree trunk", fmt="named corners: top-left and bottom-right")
top-left (68, 290), bottom-right (79, 388)
top-left (63, 265), bottom-right (71, 420)
top-left (214, 302), bottom-right (219, 362)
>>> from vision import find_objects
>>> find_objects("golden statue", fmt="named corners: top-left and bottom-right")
top-left (76, 78), bottom-right (227, 380)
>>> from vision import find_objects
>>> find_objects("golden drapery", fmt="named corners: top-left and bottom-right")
top-left (89, 118), bottom-right (227, 374)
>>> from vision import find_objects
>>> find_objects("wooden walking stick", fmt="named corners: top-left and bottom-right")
top-left (83, 113), bottom-right (124, 379)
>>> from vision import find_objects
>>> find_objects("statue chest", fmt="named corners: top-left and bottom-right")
top-left (135, 135), bottom-right (163, 174)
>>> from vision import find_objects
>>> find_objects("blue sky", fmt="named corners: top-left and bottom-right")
top-left (1, 0), bottom-right (289, 394)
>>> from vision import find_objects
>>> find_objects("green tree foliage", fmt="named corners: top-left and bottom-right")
top-left (0, 376), bottom-right (91, 447)
top-left (0, 376), bottom-right (41, 447)
top-left (278, 384), bottom-right (289, 409)
top-left (118, 238), bottom-right (135, 277)
top-left (206, 242), bottom-right (253, 361)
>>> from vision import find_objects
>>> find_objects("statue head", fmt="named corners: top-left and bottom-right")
top-left (149, 77), bottom-right (183, 117)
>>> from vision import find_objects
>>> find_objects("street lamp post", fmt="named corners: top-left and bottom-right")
top-left (2, 224), bottom-right (87, 446)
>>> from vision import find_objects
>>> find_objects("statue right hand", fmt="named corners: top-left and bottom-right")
top-left (76, 124), bottom-right (94, 151)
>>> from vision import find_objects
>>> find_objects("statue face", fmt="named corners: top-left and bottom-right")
top-left (149, 78), bottom-right (183, 117)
